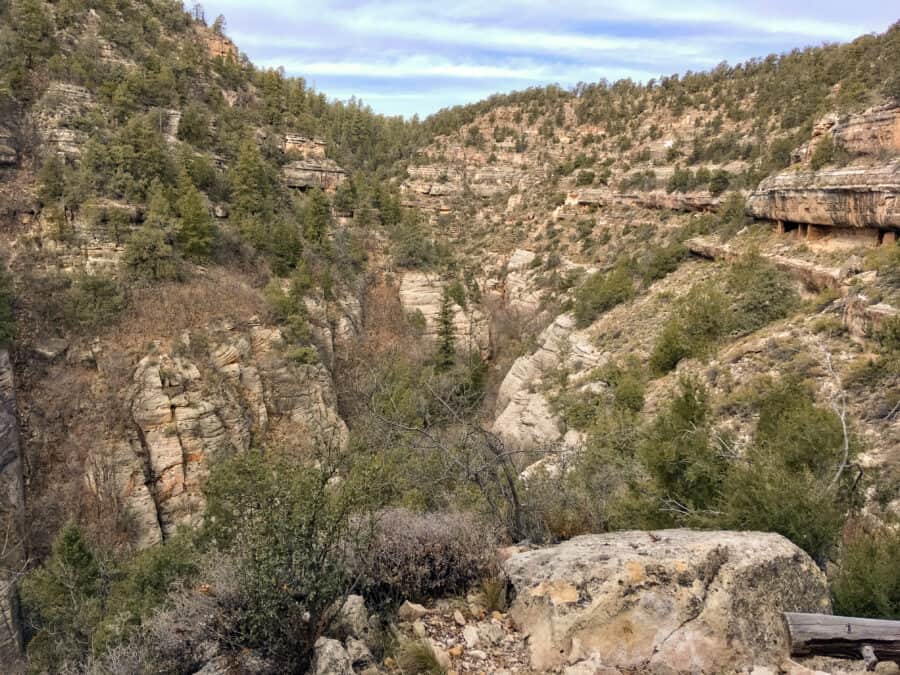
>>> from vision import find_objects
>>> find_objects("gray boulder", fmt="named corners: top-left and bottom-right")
top-left (504, 529), bottom-right (831, 673)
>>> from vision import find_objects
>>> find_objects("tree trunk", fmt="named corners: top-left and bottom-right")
top-left (784, 612), bottom-right (900, 667)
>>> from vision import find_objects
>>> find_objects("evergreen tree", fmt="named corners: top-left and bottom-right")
top-left (123, 226), bottom-right (181, 282)
top-left (231, 137), bottom-right (274, 219)
top-left (303, 188), bottom-right (332, 245)
top-left (11, 0), bottom-right (55, 67)
top-left (20, 525), bottom-right (103, 672)
top-left (37, 153), bottom-right (65, 206)
top-left (436, 288), bottom-right (456, 370)
top-left (0, 259), bottom-right (14, 346)
top-left (144, 178), bottom-right (174, 230)
top-left (175, 170), bottom-right (216, 261)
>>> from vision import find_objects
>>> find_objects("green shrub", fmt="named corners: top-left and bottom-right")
top-left (21, 525), bottom-right (103, 672)
top-left (392, 210), bottom-right (438, 269)
top-left (719, 377), bottom-right (854, 562)
top-left (638, 376), bottom-right (726, 513)
top-left (831, 519), bottom-right (900, 619)
top-left (573, 264), bottom-right (634, 328)
top-left (123, 226), bottom-right (182, 282)
top-left (727, 252), bottom-right (798, 334)
top-left (649, 283), bottom-right (730, 374)
top-left (876, 315), bottom-right (900, 353)
top-left (809, 135), bottom-right (849, 171)
top-left (446, 278), bottom-right (467, 309)
top-left (708, 170), bottom-right (731, 196)
top-left (63, 272), bottom-right (126, 330)
top-left (717, 192), bottom-right (749, 239)
top-left (638, 243), bottom-right (686, 285)
top-left (202, 450), bottom-right (382, 671)
top-left (21, 524), bottom-right (199, 671)
top-left (576, 170), bottom-right (595, 186)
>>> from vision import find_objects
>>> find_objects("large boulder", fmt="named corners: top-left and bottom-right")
top-left (504, 529), bottom-right (831, 673)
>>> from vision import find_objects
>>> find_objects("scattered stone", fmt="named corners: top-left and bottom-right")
top-left (345, 638), bottom-right (374, 668)
top-left (33, 338), bottom-right (69, 360)
top-left (453, 609), bottom-right (466, 626)
top-left (429, 639), bottom-right (452, 670)
top-left (448, 644), bottom-right (464, 657)
top-left (469, 649), bottom-right (488, 660)
top-left (478, 620), bottom-right (504, 645)
top-left (335, 594), bottom-right (370, 641)
top-left (462, 624), bottom-right (480, 648)
top-left (397, 600), bottom-right (429, 621)
top-left (310, 637), bottom-right (353, 675)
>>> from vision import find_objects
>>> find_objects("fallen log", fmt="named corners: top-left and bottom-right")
top-left (784, 612), bottom-right (900, 670)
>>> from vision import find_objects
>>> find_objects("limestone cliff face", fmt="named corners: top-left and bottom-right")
top-left (86, 321), bottom-right (349, 546)
top-left (282, 133), bottom-right (347, 193)
top-left (0, 351), bottom-right (24, 666)
top-left (749, 104), bottom-right (900, 231)
top-left (32, 82), bottom-right (96, 159)
top-left (398, 272), bottom-right (491, 357)
top-left (748, 160), bottom-right (900, 229)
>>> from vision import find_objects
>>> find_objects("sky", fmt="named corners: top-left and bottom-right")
top-left (199, 1), bottom-right (897, 118)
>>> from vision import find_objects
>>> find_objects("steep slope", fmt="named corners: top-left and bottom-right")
top-left (0, 1), bottom-right (899, 672)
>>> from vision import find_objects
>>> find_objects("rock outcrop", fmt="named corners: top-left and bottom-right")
top-left (203, 31), bottom-right (238, 60)
top-left (750, 105), bottom-right (900, 234)
top-left (33, 82), bottom-right (96, 159)
top-left (504, 530), bottom-right (831, 673)
top-left (833, 102), bottom-right (900, 156)
top-left (0, 350), bottom-right (24, 666)
top-left (748, 160), bottom-right (900, 230)
top-left (86, 321), bottom-right (348, 545)
top-left (283, 158), bottom-right (346, 192)
top-left (686, 237), bottom-right (847, 291)
top-left (492, 313), bottom-right (601, 451)
top-left (0, 128), bottom-right (16, 167)
top-left (398, 272), bottom-right (490, 356)
top-left (282, 134), bottom-right (347, 193)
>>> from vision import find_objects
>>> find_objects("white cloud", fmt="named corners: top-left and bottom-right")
top-left (202, 0), bottom-right (894, 116)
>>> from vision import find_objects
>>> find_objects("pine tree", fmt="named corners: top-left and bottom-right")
top-left (144, 178), bottom-right (174, 230)
top-left (436, 288), bottom-right (456, 370)
top-left (231, 138), bottom-right (273, 219)
top-left (12, 0), bottom-right (55, 66)
top-left (303, 188), bottom-right (332, 245)
top-left (37, 153), bottom-right (65, 206)
top-left (175, 170), bottom-right (216, 261)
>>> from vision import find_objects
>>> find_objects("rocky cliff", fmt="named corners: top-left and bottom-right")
top-left (749, 103), bottom-right (900, 236)
top-left (88, 319), bottom-right (350, 546)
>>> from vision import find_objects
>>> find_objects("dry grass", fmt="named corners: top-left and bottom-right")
top-left (396, 637), bottom-right (447, 675)
top-left (111, 267), bottom-right (266, 349)
top-left (480, 575), bottom-right (508, 613)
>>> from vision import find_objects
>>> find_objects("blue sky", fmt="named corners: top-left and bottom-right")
top-left (199, 1), bottom-right (897, 118)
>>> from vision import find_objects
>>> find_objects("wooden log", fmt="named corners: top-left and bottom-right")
top-left (784, 612), bottom-right (900, 664)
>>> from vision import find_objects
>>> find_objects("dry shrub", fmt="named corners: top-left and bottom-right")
top-left (142, 553), bottom-right (242, 673)
top-left (357, 508), bottom-right (498, 609)
top-left (111, 268), bottom-right (265, 348)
